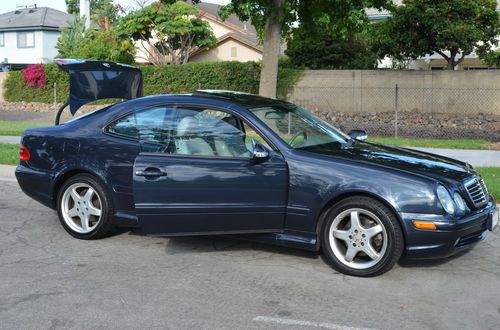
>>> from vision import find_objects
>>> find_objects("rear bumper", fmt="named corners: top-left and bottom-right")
top-left (15, 164), bottom-right (56, 209)
top-left (400, 202), bottom-right (497, 259)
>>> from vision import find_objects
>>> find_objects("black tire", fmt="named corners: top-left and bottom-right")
top-left (321, 196), bottom-right (404, 277)
top-left (56, 173), bottom-right (115, 239)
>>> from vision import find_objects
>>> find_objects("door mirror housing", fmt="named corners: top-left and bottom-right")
top-left (252, 141), bottom-right (269, 159)
top-left (348, 129), bottom-right (368, 141)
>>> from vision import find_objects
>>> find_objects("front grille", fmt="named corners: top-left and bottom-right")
top-left (464, 176), bottom-right (488, 208)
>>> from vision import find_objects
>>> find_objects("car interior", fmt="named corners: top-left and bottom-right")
top-left (107, 106), bottom-right (256, 158)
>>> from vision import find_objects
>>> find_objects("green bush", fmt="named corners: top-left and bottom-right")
top-left (285, 26), bottom-right (378, 70)
top-left (5, 63), bottom-right (69, 103)
top-left (141, 61), bottom-right (261, 95)
top-left (5, 61), bottom-right (302, 103)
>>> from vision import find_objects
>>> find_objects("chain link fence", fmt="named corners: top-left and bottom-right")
top-left (290, 86), bottom-right (500, 141)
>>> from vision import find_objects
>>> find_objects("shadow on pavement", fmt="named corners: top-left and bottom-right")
top-left (398, 249), bottom-right (471, 268)
top-left (115, 226), bottom-right (320, 259)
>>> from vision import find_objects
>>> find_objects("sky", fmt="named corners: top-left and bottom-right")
top-left (0, 0), bottom-right (230, 14)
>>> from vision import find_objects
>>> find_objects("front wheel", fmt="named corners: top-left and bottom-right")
top-left (57, 174), bottom-right (114, 239)
top-left (321, 196), bottom-right (404, 277)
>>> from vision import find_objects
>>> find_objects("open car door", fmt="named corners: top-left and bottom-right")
top-left (54, 59), bottom-right (143, 124)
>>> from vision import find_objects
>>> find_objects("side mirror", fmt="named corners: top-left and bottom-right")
top-left (348, 129), bottom-right (368, 141)
top-left (252, 141), bottom-right (269, 159)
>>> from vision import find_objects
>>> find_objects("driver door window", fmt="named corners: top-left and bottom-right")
top-left (167, 106), bottom-right (265, 158)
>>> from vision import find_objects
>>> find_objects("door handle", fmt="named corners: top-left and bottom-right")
top-left (135, 168), bottom-right (167, 177)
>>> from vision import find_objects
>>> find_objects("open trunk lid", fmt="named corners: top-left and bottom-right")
top-left (55, 59), bottom-right (143, 115)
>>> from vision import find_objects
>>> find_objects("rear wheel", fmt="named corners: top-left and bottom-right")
top-left (57, 174), bottom-right (114, 239)
top-left (321, 196), bottom-right (404, 277)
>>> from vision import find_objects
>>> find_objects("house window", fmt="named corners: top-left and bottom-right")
top-left (0, 33), bottom-right (4, 47)
top-left (17, 31), bottom-right (35, 48)
top-left (230, 47), bottom-right (237, 58)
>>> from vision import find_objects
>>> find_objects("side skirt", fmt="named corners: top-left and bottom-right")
top-left (227, 230), bottom-right (319, 252)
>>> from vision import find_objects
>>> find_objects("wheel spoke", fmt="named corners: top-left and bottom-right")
top-left (344, 246), bottom-right (358, 262)
top-left (81, 215), bottom-right (90, 231)
top-left (350, 211), bottom-right (362, 230)
top-left (83, 187), bottom-right (95, 202)
top-left (88, 204), bottom-right (102, 217)
top-left (362, 243), bottom-right (380, 261)
top-left (70, 188), bottom-right (81, 202)
top-left (331, 229), bottom-right (350, 242)
top-left (364, 224), bottom-right (383, 239)
top-left (67, 207), bottom-right (79, 218)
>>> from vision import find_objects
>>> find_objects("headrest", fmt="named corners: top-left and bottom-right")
top-left (177, 116), bottom-right (199, 137)
top-left (222, 116), bottom-right (238, 128)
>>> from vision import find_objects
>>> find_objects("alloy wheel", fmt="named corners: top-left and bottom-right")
top-left (328, 208), bottom-right (388, 270)
top-left (61, 183), bottom-right (103, 234)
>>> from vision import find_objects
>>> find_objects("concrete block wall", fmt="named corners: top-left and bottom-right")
top-left (289, 70), bottom-right (500, 115)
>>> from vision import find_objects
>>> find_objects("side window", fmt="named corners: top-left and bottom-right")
top-left (243, 122), bottom-right (269, 150)
top-left (106, 107), bottom-right (172, 145)
top-left (166, 106), bottom-right (267, 158)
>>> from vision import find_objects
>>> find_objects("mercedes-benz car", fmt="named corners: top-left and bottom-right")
top-left (16, 60), bottom-right (498, 277)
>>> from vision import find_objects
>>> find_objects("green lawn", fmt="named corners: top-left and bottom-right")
top-left (0, 121), bottom-right (50, 136)
top-left (0, 143), bottom-right (20, 166)
top-left (369, 137), bottom-right (491, 150)
top-left (476, 167), bottom-right (500, 202)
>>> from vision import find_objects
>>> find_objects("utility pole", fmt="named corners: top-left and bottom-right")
top-left (80, 0), bottom-right (91, 29)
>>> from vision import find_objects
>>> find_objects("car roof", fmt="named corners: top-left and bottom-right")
top-left (73, 90), bottom-right (291, 125)
top-left (188, 90), bottom-right (289, 108)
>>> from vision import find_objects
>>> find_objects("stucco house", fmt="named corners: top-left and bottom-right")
top-left (134, 2), bottom-right (263, 64)
top-left (0, 6), bottom-right (72, 69)
top-left (367, 0), bottom-right (500, 70)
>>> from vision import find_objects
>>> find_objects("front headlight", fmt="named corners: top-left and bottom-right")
top-left (437, 185), bottom-right (455, 214)
top-left (453, 193), bottom-right (466, 212)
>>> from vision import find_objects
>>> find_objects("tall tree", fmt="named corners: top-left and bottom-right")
top-left (371, 0), bottom-right (499, 70)
top-left (56, 15), bottom-right (135, 64)
top-left (285, 10), bottom-right (379, 70)
top-left (479, 50), bottom-right (500, 68)
top-left (221, 0), bottom-right (389, 97)
top-left (65, 0), bottom-right (118, 29)
top-left (116, 1), bottom-right (217, 65)
top-left (285, 29), bottom-right (378, 69)
top-left (55, 15), bottom-right (87, 58)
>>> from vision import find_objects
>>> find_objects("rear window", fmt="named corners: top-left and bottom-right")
top-left (105, 107), bottom-right (171, 143)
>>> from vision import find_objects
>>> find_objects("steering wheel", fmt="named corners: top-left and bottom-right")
top-left (288, 130), bottom-right (307, 146)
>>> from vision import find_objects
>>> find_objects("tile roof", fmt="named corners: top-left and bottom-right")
top-left (0, 7), bottom-right (72, 32)
top-left (197, 2), bottom-right (258, 40)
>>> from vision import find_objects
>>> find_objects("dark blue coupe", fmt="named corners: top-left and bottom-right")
top-left (16, 60), bottom-right (498, 276)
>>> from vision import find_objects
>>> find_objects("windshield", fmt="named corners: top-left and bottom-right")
top-left (250, 104), bottom-right (350, 149)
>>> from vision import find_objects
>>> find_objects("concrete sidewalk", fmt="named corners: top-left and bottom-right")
top-left (412, 147), bottom-right (500, 167)
top-left (0, 165), bottom-right (16, 182)
top-left (0, 136), bottom-right (21, 144)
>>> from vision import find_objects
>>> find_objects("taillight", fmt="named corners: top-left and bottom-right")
top-left (19, 144), bottom-right (30, 161)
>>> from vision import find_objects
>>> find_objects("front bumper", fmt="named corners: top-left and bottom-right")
top-left (400, 201), bottom-right (497, 259)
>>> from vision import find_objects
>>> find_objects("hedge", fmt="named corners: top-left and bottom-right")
top-left (5, 63), bottom-right (69, 103)
top-left (4, 61), bottom-right (302, 103)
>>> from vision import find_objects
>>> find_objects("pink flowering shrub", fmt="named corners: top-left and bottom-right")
top-left (21, 64), bottom-right (46, 89)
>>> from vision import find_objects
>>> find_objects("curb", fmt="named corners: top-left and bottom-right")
top-left (0, 164), bottom-right (16, 180)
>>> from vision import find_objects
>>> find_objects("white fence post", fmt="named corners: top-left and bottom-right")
top-left (53, 82), bottom-right (57, 108)
top-left (395, 84), bottom-right (399, 139)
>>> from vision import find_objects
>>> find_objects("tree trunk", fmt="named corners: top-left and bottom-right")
top-left (446, 49), bottom-right (458, 70)
top-left (258, 0), bottom-right (284, 98)
top-left (446, 59), bottom-right (455, 70)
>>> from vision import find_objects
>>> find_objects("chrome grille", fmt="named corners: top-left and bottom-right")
top-left (464, 177), bottom-right (488, 208)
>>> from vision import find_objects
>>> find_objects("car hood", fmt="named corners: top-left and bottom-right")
top-left (299, 141), bottom-right (473, 183)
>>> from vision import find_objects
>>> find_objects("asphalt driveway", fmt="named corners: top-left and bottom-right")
top-left (0, 168), bottom-right (499, 329)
